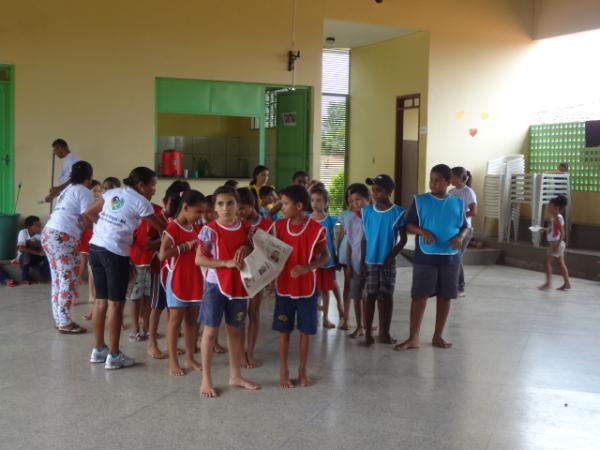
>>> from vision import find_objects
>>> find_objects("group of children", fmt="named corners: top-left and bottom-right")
top-left (14, 157), bottom-right (574, 398)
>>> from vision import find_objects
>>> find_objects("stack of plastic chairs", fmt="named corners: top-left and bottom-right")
top-left (530, 173), bottom-right (571, 246)
top-left (506, 173), bottom-right (536, 241)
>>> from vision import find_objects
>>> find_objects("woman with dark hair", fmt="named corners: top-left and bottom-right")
top-left (85, 167), bottom-right (165, 370)
top-left (248, 165), bottom-right (270, 199)
top-left (42, 160), bottom-right (95, 334)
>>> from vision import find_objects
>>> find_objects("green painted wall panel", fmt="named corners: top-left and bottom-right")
top-left (210, 82), bottom-right (263, 117)
top-left (156, 78), bottom-right (211, 114)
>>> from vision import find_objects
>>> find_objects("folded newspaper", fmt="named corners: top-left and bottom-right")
top-left (241, 229), bottom-right (293, 298)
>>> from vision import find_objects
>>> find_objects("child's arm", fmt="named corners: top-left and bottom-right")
top-left (450, 227), bottom-right (469, 250)
top-left (360, 235), bottom-right (367, 276)
top-left (384, 227), bottom-right (408, 268)
top-left (195, 242), bottom-right (241, 269)
top-left (158, 234), bottom-right (196, 262)
top-left (290, 240), bottom-right (330, 278)
top-left (406, 223), bottom-right (435, 244)
top-left (467, 202), bottom-right (477, 218)
top-left (144, 215), bottom-right (166, 235)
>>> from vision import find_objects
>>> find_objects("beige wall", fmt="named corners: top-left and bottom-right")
top-left (534, 0), bottom-right (600, 38)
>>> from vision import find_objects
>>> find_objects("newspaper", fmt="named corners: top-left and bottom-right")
top-left (240, 229), bottom-right (292, 298)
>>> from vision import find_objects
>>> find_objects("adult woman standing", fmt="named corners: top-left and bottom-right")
top-left (248, 165), bottom-right (270, 200)
top-left (42, 161), bottom-right (95, 334)
top-left (85, 167), bottom-right (165, 370)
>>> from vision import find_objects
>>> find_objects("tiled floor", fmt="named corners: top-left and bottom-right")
top-left (1, 265), bottom-right (599, 450)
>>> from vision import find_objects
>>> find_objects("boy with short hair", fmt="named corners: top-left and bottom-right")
top-left (272, 185), bottom-right (329, 388)
top-left (16, 215), bottom-right (49, 283)
top-left (361, 175), bottom-right (407, 346)
top-left (292, 171), bottom-right (309, 189)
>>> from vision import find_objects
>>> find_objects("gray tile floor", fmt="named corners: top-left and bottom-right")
top-left (1, 265), bottom-right (599, 450)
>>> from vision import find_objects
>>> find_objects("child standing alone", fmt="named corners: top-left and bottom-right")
top-left (539, 195), bottom-right (571, 291)
top-left (310, 187), bottom-right (344, 329)
top-left (272, 185), bottom-right (329, 388)
top-left (160, 190), bottom-right (206, 376)
top-left (362, 175), bottom-right (407, 346)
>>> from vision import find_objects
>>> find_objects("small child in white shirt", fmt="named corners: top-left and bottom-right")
top-left (16, 215), bottom-right (49, 283)
top-left (539, 196), bottom-right (571, 291)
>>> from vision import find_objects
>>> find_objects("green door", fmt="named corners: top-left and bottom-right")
top-left (275, 89), bottom-right (309, 188)
top-left (0, 65), bottom-right (14, 213)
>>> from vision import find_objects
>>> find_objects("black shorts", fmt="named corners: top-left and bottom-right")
top-left (89, 244), bottom-right (131, 301)
top-left (150, 272), bottom-right (167, 311)
top-left (411, 264), bottom-right (460, 300)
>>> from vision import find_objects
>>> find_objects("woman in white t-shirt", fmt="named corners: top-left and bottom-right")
top-left (449, 167), bottom-right (478, 296)
top-left (42, 161), bottom-right (95, 334)
top-left (85, 167), bottom-right (165, 370)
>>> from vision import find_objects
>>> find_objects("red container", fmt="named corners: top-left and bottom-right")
top-left (161, 149), bottom-right (183, 177)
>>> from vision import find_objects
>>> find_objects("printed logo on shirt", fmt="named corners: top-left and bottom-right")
top-left (110, 196), bottom-right (125, 212)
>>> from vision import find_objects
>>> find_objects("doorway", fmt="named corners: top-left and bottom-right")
top-left (394, 94), bottom-right (420, 207)
top-left (0, 65), bottom-right (14, 213)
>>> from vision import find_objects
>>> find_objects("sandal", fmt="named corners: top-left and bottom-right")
top-left (58, 323), bottom-right (87, 334)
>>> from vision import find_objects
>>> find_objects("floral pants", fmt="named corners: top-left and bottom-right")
top-left (42, 228), bottom-right (80, 327)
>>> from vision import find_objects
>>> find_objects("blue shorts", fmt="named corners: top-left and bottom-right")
top-left (272, 293), bottom-right (318, 335)
top-left (165, 271), bottom-right (202, 308)
top-left (199, 282), bottom-right (247, 328)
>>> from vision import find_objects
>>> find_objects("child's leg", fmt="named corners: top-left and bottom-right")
top-left (107, 300), bottom-right (125, 354)
top-left (377, 293), bottom-right (396, 344)
top-left (557, 256), bottom-right (571, 290)
top-left (183, 305), bottom-right (201, 371)
top-left (19, 253), bottom-right (30, 282)
top-left (83, 269), bottom-right (95, 320)
top-left (394, 296), bottom-right (427, 351)
top-left (93, 299), bottom-right (108, 349)
top-left (349, 298), bottom-right (364, 338)
top-left (213, 327), bottom-right (227, 353)
top-left (341, 267), bottom-right (351, 329)
top-left (200, 326), bottom-right (218, 397)
top-left (332, 280), bottom-right (346, 329)
top-left (321, 290), bottom-right (334, 328)
top-left (130, 299), bottom-right (142, 337)
top-left (278, 332), bottom-right (293, 388)
top-left (246, 294), bottom-right (262, 368)
top-left (539, 255), bottom-right (553, 290)
top-left (141, 296), bottom-right (151, 335)
top-left (147, 307), bottom-right (164, 358)
top-left (298, 332), bottom-right (312, 387)
top-left (226, 324), bottom-right (260, 390)
top-left (432, 297), bottom-right (452, 348)
top-left (167, 308), bottom-right (186, 376)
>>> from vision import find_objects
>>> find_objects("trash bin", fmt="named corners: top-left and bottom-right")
top-left (0, 214), bottom-right (20, 260)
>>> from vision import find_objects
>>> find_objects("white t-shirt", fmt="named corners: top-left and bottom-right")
top-left (90, 187), bottom-right (154, 256)
top-left (547, 214), bottom-right (564, 242)
top-left (449, 185), bottom-right (477, 228)
top-left (45, 184), bottom-right (94, 239)
top-left (59, 152), bottom-right (80, 184)
top-left (16, 229), bottom-right (42, 258)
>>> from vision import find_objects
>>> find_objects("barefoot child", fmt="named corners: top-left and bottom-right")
top-left (272, 185), bottom-right (329, 388)
top-left (539, 195), bottom-right (571, 291)
top-left (237, 188), bottom-right (272, 369)
top-left (394, 164), bottom-right (468, 351)
top-left (337, 185), bottom-right (357, 331)
top-left (449, 167), bottom-right (477, 297)
top-left (345, 183), bottom-right (370, 338)
top-left (362, 175), bottom-right (407, 346)
top-left (310, 187), bottom-right (343, 329)
top-left (196, 186), bottom-right (259, 397)
top-left (160, 190), bottom-right (205, 376)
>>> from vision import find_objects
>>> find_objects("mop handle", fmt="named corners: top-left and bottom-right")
top-left (49, 152), bottom-right (56, 214)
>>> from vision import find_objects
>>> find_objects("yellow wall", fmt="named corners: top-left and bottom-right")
top-left (349, 32), bottom-right (429, 188)
top-left (157, 114), bottom-right (252, 138)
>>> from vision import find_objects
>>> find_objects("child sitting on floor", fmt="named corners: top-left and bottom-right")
top-left (16, 215), bottom-right (49, 283)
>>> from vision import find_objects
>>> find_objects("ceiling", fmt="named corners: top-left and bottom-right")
top-left (323, 19), bottom-right (415, 49)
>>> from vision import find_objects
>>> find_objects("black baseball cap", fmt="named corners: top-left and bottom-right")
top-left (366, 174), bottom-right (395, 192)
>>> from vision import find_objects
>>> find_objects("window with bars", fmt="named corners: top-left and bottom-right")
top-left (251, 89), bottom-right (277, 130)
top-left (321, 49), bottom-right (350, 215)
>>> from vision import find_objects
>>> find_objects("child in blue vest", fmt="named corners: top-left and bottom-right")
top-left (361, 175), bottom-right (407, 346)
top-left (394, 164), bottom-right (469, 351)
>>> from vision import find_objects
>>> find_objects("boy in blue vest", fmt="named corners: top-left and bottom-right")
top-left (394, 164), bottom-right (469, 351)
top-left (361, 175), bottom-right (407, 346)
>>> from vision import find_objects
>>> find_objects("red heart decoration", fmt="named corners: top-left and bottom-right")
top-left (468, 128), bottom-right (478, 137)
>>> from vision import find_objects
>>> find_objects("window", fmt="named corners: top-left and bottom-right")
top-left (251, 89), bottom-right (277, 130)
top-left (321, 49), bottom-right (350, 215)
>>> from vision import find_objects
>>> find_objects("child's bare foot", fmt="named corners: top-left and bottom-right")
top-left (557, 284), bottom-right (571, 291)
top-left (432, 337), bottom-right (452, 348)
top-left (247, 355), bottom-right (261, 368)
top-left (240, 353), bottom-right (251, 369)
top-left (338, 321), bottom-right (349, 331)
top-left (200, 381), bottom-right (218, 398)
top-left (323, 320), bottom-right (335, 329)
top-left (371, 325), bottom-right (378, 331)
top-left (363, 335), bottom-right (375, 346)
top-left (121, 323), bottom-right (129, 331)
top-left (82, 313), bottom-right (93, 321)
top-left (378, 335), bottom-right (397, 345)
top-left (280, 377), bottom-right (295, 389)
top-left (213, 343), bottom-right (227, 354)
top-left (538, 283), bottom-right (550, 291)
top-left (393, 338), bottom-right (420, 351)
top-left (349, 327), bottom-right (364, 338)
top-left (184, 357), bottom-right (202, 372)
top-left (299, 373), bottom-right (312, 387)
top-left (229, 376), bottom-right (260, 391)
top-left (147, 345), bottom-right (166, 359)
top-left (169, 365), bottom-right (186, 376)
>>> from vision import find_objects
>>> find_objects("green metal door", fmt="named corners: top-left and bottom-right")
top-left (0, 65), bottom-right (14, 213)
top-left (275, 89), bottom-right (309, 188)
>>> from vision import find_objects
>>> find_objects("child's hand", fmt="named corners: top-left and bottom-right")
top-left (384, 254), bottom-right (395, 269)
top-left (224, 259), bottom-right (241, 269)
top-left (450, 235), bottom-right (463, 250)
top-left (234, 245), bottom-right (251, 264)
top-left (290, 264), bottom-right (310, 278)
top-left (421, 229), bottom-right (435, 244)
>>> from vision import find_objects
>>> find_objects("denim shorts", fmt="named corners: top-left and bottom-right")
top-left (165, 271), bottom-right (202, 308)
top-left (272, 293), bottom-right (318, 335)
top-left (199, 282), bottom-right (247, 328)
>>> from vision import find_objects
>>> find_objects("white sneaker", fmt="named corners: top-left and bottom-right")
top-left (90, 346), bottom-right (109, 363)
top-left (104, 351), bottom-right (135, 370)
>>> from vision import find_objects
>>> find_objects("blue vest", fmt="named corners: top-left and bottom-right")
top-left (415, 193), bottom-right (463, 255)
top-left (319, 215), bottom-right (337, 268)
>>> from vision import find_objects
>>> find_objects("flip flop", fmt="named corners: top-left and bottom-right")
top-left (58, 323), bottom-right (87, 334)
